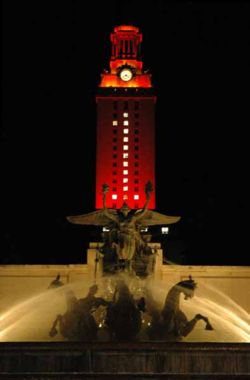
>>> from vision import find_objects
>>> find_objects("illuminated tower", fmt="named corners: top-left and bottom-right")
top-left (95, 25), bottom-right (156, 209)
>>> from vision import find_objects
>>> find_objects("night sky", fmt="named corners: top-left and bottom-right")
top-left (1, 1), bottom-right (249, 265)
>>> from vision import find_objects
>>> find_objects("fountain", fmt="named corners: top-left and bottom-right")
top-left (0, 265), bottom-right (250, 376)
top-left (0, 274), bottom-right (249, 343)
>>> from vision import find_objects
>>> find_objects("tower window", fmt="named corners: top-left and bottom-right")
top-left (123, 161), bottom-right (128, 167)
top-left (135, 146), bottom-right (139, 151)
top-left (134, 187), bottom-right (139, 191)
top-left (112, 179), bottom-right (117, 183)
top-left (123, 137), bottom-right (128, 142)
top-left (134, 170), bottom-right (139, 175)
top-left (113, 171), bottom-right (117, 175)
top-left (134, 129), bottom-right (139, 134)
top-left (113, 146), bottom-right (117, 151)
top-left (123, 186), bottom-right (128, 191)
top-left (123, 170), bottom-right (128, 175)
top-left (134, 113), bottom-right (139, 118)
top-left (123, 112), bottom-right (128, 118)
top-left (113, 162), bottom-right (117, 167)
top-left (134, 195), bottom-right (139, 200)
top-left (113, 113), bottom-right (117, 118)
top-left (134, 179), bottom-right (139, 184)
top-left (112, 194), bottom-right (117, 200)
top-left (135, 121), bottom-right (139, 126)
top-left (113, 129), bottom-right (117, 134)
top-left (113, 138), bottom-right (117, 143)
top-left (112, 120), bottom-right (118, 126)
top-left (113, 154), bottom-right (117, 159)
top-left (112, 187), bottom-right (117, 191)
top-left (134, 138), bottom-right (139, 143)
top-left (123, 120), bottom-right (129, 126)
top-left (123, 128), bottom-right (129, 134)
top-left (123, 194), bottom-right (128, 200)
top-left (123, 178), bottom-right (128, 183)
top-left (134, 162), bottom-right (139, 167)
top-left (134, 154), bottom-right (139, 159)
top-left (123, 145), bottom-right (128, 151)
top-left (123, 153), bottom-right (128, 159)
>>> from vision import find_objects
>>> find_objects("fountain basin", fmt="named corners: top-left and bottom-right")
top-left (0, 341), bottom-right (250, 378)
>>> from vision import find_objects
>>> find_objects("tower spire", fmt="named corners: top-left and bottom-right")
top-left (99, 25), bottom-right (151, 88)
top-left (110, 25), bottom-right (142, 61)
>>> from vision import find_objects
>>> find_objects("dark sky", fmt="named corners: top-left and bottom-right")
top-left (1, 1), bottom-right (249, 265)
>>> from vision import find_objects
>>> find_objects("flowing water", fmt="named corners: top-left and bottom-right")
top-left (0, 275), bottom-right (249, 342)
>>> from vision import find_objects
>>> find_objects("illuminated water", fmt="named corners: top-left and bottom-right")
top-left (0, 275), bottom-right (249, 342)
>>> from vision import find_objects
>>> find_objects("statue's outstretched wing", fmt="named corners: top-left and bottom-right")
top-left (135, 210), bottom-right (181, 226)
top-left (67, 209), bottom-right (117, 226)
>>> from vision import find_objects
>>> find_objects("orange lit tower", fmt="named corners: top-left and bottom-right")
top-left (96, 25), bottom-right (156, 209)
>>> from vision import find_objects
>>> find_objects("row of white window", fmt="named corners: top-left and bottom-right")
top-left (122, 113), bottom-right (129, 192)
top-left (112, 120), bottom-right (129, 126)
top-left (122, 112), bottom-right (129, 181)
top-left (112, 194), bottom-right (140, 200)
top-left (111, 112), bottom-right (139, 200)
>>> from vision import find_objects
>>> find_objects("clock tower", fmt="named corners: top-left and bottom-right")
top-left (96, 25), bottom-right (156, 209)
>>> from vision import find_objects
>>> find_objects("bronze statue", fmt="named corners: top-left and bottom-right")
top-left (49, 276), bottom-right (213, 342)
top-left (49, 284), bottom-right (109, 341)
top-left (131, 242), bottom-right (157, 278)
top-left (48, 274), bottom-right (64, 289)
top-left (101, 181), bottom-right (155, 262)
top-left (105, 279), bottom-right (145, 341)
top-left (145, 276), bottom-right (213, 341)
top-left (49, 289), bottom-right (80, 340)
top-left (67, 181), bottom-right (180, 275)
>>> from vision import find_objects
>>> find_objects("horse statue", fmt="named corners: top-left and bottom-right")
top-left (49, 289), bottom-right (81, 340)
top-left (105, 279), bottom-right (145, 341)
top-left (146, 276), bottom-right (213, 341)
top-left (49, 284), bottom-right (109, 341)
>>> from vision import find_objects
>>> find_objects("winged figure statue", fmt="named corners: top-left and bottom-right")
top-left (67, 181), bottom-right (180, 228)
top-left (67, 182), bottom-right (180, 271)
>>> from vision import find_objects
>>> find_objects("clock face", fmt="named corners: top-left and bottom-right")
top-left (120, 68), bottom-right (133, 82)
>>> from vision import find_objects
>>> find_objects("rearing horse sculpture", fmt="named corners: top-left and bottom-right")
top-left (146, 276), bottom-right (213, 341)
top-left (49, 285), bottom-right (109, 341)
